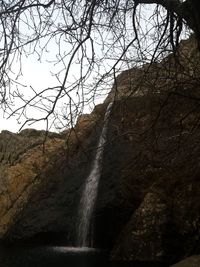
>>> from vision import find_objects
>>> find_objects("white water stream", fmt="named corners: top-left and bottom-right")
top-left (77, 102), bottom-right (113, 247)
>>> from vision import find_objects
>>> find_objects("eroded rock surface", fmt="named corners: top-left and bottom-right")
top-left (171, 256), bottom-right (200, 267)
top-left (0, 110), bottom-right (102, 243)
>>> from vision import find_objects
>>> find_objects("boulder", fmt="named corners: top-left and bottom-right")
top-left (171, 255), bottom-right (200, 267)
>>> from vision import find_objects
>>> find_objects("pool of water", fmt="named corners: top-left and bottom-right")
top-left (0, 246), bottom-right (106, 267)
top-left (0, 246), bottom-right (169, 267)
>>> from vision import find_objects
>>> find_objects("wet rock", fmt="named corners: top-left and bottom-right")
top-left (171, 255), bottom-right (200, 267)
top-left (0, 113), bottom-right (102, 243)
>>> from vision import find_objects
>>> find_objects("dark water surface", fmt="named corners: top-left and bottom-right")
top-left (0, 246), bottom-right (169, 267)
top-left (0, 246), bottom-right (104, 267)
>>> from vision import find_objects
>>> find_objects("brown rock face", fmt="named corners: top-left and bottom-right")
top-left (0, 130), bottom-right (63, 231)
top-left (97, 93), bottom-right (200, 263)
top-left (171, 256), bottom-right (200, 267)
top-left (107, 37), bottom-right (200, 263)
top-left (98, 37), bottom-right (200, 263)
top-left (0, 113), bottom-right (102, 243)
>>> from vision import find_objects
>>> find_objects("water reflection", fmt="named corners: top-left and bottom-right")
top-left (0, 246), bottom-right (105, 267)
top-left (0, 245), bottom-right (169, 267)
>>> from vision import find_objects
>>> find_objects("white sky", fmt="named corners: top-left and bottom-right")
top-left (0, 3), bottom-right (156, 133)
top-left (0, 3), bottom-right (188, 133)
top-left (0, 54), bottom-right (108, 133)
top-left (0, 57), bottom-right (58, 132)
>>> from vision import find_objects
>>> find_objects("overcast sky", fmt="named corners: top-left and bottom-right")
top-left (0, 56), bottom-right (58, 133)
top-left (0, 3), bottom-right (186, 133)
top-left (0, 41), bottom-right (109, 133)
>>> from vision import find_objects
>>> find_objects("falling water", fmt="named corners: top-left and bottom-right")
top-left (77, 102), bottom-right (113, 247)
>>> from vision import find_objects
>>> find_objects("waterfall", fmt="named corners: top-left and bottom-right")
top-left (77, 102), bottom-right (113, 247)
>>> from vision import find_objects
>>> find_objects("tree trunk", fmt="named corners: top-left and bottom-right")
top-left (189, 0), bottom-right (200, 41)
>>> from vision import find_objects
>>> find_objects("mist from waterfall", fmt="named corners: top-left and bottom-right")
top-left (77, 102), bottom-right (113, 247)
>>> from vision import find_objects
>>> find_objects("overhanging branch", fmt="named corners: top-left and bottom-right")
top-left (135, 0), bottom-right (186, 24)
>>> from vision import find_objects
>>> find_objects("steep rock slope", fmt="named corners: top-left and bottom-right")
top-left (107, 38), bottom-right (200, 263)
top-left (0, 112), bottom-right (102, 243)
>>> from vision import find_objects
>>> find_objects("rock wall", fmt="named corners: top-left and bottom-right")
top-left (96, 93), bottom-right (200, 264)
top-left (0, 110), bottom-right (103, 243)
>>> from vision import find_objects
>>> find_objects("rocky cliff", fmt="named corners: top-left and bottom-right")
top-left (0, 37), bottom-right (200, 266)
top-left (0, 108), bottom-right (105, 244)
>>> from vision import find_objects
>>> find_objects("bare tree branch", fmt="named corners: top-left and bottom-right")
top-left (0, 0), bottom-right (199, 131)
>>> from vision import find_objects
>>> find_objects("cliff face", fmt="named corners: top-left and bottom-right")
top-left (0, 37), bottom-right (200, 265)
top-left (0, 112), bottom-right (102, 243)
